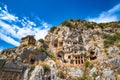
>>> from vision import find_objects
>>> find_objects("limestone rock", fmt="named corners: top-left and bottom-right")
top-left (107, 58), bottom-right (120, 73)
top-left (69, 67), bottom-right (83, 77)
top-left (102, 68), bottom-right (115, 80)
top-left (29, 66), bottom-right (44, 80)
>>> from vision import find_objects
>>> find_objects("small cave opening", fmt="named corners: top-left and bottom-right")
top-left (57, 55), bottom-right (62, 58)
top-left (89, 50), bottom-right (97, 60)
top-left (90, 51), bottom-right (95, 55)
top-left (90, 56), bottom-right (97, 60)
top-left (54, 43), bottom-right (58, 47)
top-left (30, 58), bottom-right (35, 64)
top-left (68, 56), bottom-right (71, 59)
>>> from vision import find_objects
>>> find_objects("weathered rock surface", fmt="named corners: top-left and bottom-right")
top-left (0, 19), bottom-right (120, 80)
top-left (29, 66), bottom-right (44, 80)
top-left (107, 58), bottom-right (120, 73)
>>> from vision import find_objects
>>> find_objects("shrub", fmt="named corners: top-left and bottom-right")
top-left (77, 75), bottom-right (87, 80)
top-left (57, 71), bottom-right (65, 79)
top-left (39, 38), bottom-right (44, 43)
top-left (84, 22), bottom-right (94, 28)
top-left (92, 72), bottom-right (98, 80)
top-left (42, 63), bottom-right (50, 73)
top-left (104, 49), bottom-right (108, 53)
top-left (49, 26), bottom-right (57, 33)
top-left (84, 61), bottom-right (90, 68)
top-left (22, 44), bottom-right (27, 47)
top-left (61, 21), bottom-right (76, 28)
top-left (30, 65), bottom-right (35, 72)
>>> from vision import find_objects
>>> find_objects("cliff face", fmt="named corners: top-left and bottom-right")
top-left (45, 20), bottom-right (120, 63)
top-left (45, 20), bottom-right (120, 79)
top-left (0, 19), bottom-right (120, 80)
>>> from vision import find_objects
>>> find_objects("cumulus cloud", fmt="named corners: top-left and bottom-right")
top-left (87, 3), bottom-right (120, 23)
top-left (0, 5), bottom-right (52, 46)
top-left (0, 5), bottom-right (18, 22)
top-left (0, 33), bottom-right (20, 46)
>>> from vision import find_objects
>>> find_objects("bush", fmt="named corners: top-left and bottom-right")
top-left (42, 63), bottom-right (50, 73)
top-left (30, 65), bottom-right (35, 72)
top-left (84, 61), bottom-right (90, 68)
top-left (92, 72), bottom-right (98, 80)
top-left (84, 22), bottom-right (94, 28)
top-left (77, 75), bottom-right (87, 80)
top-left (22, 44), bottom-right (27, 47)
top-left (57, 71), bottom-right (65, 79)
top-left (61, 21), bottom-right (76, 28)
top-left (39, 38), bottom-right (44, 43)
top-left (49, 26), bottom-right (57, 33)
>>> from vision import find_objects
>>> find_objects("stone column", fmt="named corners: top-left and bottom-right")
top-left (80, 56), bottom-right (81, 64)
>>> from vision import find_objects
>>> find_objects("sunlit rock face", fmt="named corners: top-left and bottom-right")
top-left (0, 19), bottom-right (120, 80)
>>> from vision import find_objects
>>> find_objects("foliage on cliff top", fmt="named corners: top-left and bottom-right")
top-left (49, 19), bottom-right (120, 32)
top-left (61, 20), bottom-right (77, 28)
top-left (99, 22), bottom-right (120, 28)
top-left (49, 26), bottom-right (57, 33)
top-left (38, 38), bottom-right (44, 43)
top-left (102, 32), bottom-right (120, 48)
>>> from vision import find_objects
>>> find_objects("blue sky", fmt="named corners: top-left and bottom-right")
top-left (0, 0), bottom-right (120, 50)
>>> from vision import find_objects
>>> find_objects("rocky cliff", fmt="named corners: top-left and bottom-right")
top-left (0, 19), bottom-right (120, 80)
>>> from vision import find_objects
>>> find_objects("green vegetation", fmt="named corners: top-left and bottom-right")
top-left (84, 22), bottom-right (94, 28)
top-left (83, 61), bottom-right (90, 68)
top-left (49, 26), bottom-right (57, 33)
top-left (57, 71), bottom-right (66, 79)
top-left (61, 20), bottom-right (76, 28)
top-left (99, 22), bottom-right (120, 28)
top-left (38, 47), bottom-right (56, 61)
top-left (117, 45), bottom-right (120, 48)
top-left (104, 49), bottom-right (108, 53)
top-left (30, 65), bottom-right (35, 72)
top-left (77, 75), bottom-right (87, 80)
top-left (22, 44), bottom-right (28, 47)
top-left (92, 72), bottom-right (98, 80)
top-left (102, 32), bottom-right (120, 48)
top-left (38, 38), bottom-right (44, 43)
top-left (42, 63), bottom-right (50, 73)
top-left (60, 19), bottom-right (120, 29)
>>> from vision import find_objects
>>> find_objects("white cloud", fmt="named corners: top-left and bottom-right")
top-left (87, 3), bottom-right (120, 23)
top-left (0, 33), bottom-right (20, 46)
top-left (0, 5), bottom-right (18, 22)
top-left (41, 21), bottom-right (52, 28)
top-left (0, 5), bottom-right (52, 46)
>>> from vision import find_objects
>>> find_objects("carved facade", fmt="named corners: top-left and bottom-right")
top-left (21, 35), bottom-right (36, 46)
top-left (0, 60), bottom-right (24, 80)
top-left (46, 25), bottom-right (97, 65)
top-left (46, 27), bottom-right (86, 65)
